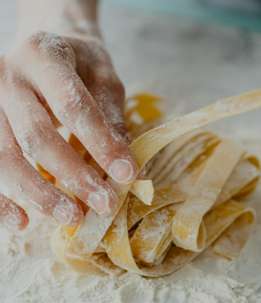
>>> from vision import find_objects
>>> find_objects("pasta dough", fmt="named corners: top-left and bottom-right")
top-left (46, 91), bottom-right (261, 277)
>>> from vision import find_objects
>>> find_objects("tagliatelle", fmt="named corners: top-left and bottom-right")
top-left (45, 90), bottom-right (261, 277)
top-left (212, 210), bottom-right (255, 260)
top-left (129, 180), bottom-right (154, 205)
top-left (172, 140), bottom-right (244, 252)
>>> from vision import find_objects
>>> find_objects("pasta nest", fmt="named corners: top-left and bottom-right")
top-left (38, 91), bottom-right (261, 277)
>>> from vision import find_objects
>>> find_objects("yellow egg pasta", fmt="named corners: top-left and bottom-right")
top-left (47, 90), bottom-right (261, 277)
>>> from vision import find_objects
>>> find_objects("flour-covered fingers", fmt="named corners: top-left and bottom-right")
top-left (0, 147), bottom-right (84, 226)
top-left (83, 71), bottom-right (149, 179)
top-left (2, 84), bottom-right (117, 215)
top-left (39, 71), bottom-right (138, 184)
top-left (66, 36), bottom-right (131, 146)
top-left (0, 194), bottom-right (29, 230)
top-left (85, 72), bottom-right (148, 179)
top-left (0, 108), bottom-right (83, 225)
top-left (84, 70), bottom-right (131, 145)
top-left (15, 32), bottom-right (139, 183)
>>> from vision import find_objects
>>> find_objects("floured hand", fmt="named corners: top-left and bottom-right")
top-left (0, 0), bottom-right (139, 230)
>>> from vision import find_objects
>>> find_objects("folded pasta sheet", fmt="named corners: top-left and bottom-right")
top-left (46, 91), bottom-right (261, 277)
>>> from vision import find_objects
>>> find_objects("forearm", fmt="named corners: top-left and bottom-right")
top-left (16, 0), bottom-right (100, 41)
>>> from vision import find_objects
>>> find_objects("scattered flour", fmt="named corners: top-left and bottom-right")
top-left (2, 1), bottom-right (261, 302)
top-left (1, 128), bottom-right (261, 303)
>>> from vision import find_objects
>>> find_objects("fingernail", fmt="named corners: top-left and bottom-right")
top-left (5, 215), bottom-right (19, 231)
top-left (89, 192), bottom-right (108, 215)
top-left (53, 206), bottom-right (73, 225)
top-left (110, 159), bottom-right (134, 183)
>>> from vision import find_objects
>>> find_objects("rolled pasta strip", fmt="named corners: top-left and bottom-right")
top-left (127, 184), bottom-right (187, 230)
top-left (156, 136), bottom-right (220, 189)
top-left (212, 209), bottom-right (255, 260)
top-left (154, 232), bottom-right (173, 262)
top-left (105, 196), bottom-right (140, 273)
top-left (51, 225), bottom-right (103, 275)
top-left (51, 225), bottom-right (124, 275)
top-left (172, 140), bottom-right (244, 252)
top-left (67, 180), bottom-right (131, 256)
top-left (153, 132), bottom-right (218, 187)
top-left (213, 158), bottom-right (260, 208)
top-left (104, 195), bottom-right (255, 276)
top-left (88, 253), bottom-right (125, 276)
top-left (130, 204), bottom-right (180, 263)
top-left (128, 156), bottom-right (258, 265)
top-left (234, 178), bottom-right (260, 201)
top-left (140, 200), bottom-right (255, 277)
top-left (129, 180), bottom-right (154, 205)
top-left (129, 90), bottom-right (261, 169)
top-left (146, 129), bottom-right (209, 180)
top-left (204, 200), bottom-right (255, 249)
top-left (127, 152), bottom-right (258, 263)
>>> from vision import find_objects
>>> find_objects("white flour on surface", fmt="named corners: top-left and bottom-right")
top-left (2, 1), bottom-right (261, 302)
top-left (1, 126), bottom-right (261, 303)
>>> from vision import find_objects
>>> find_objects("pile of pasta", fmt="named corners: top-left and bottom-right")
top-left (39, 90), bottom-right (261, 277)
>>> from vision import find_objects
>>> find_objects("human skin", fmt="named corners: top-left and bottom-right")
top-left (0, 0), bottom-right (139, 230)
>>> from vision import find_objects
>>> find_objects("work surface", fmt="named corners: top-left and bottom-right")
top-left (1, 0), bottom-right (261, 302)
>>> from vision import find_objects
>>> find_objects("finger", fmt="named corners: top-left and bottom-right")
top-left (86, 75), bottom-right (148, 179)
top-left (64, 36), bottom-right (131, 144)
top-left (81, 70), bottom-right (131, 145)
top-left (82, 69), bottom-right (147, 179)
top-left (18, 32), bottom-right (139, 184)
top-left (0, 194), bottom-right (29, 230)
top-left (2, 83), bottom-right (117, 215)
top-left (0, 109), bottom-right (83, 225)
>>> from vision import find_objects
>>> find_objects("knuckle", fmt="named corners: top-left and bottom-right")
top-left (22, 31), bottom-right (75, 63)
top-left (52, 81), bottom-right (84, 122)
top-left (17, 122), bottom-right (50, 155)
top-left (61, 96), bottom-right (82, 115)
top-left (22, 31), bottom-right (50, 51)
top-left (0, 55), bottom-right (26, 90)
top-left (0, 144), bottom-right (21, 165)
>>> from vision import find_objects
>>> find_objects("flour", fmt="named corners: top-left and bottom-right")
top-left (2, 1), bottom-right (261, 301)
top-left (0, 130), bottom-right (261, 303)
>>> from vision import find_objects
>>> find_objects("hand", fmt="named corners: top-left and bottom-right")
top-left (0, 30), bottom-right (139, 230)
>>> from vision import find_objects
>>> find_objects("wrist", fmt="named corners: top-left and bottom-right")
top-left (16, 0), bottom-right (101, 42)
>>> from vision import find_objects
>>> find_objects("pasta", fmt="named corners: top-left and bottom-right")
top-left (44, 91), bottom-right (261, 277)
